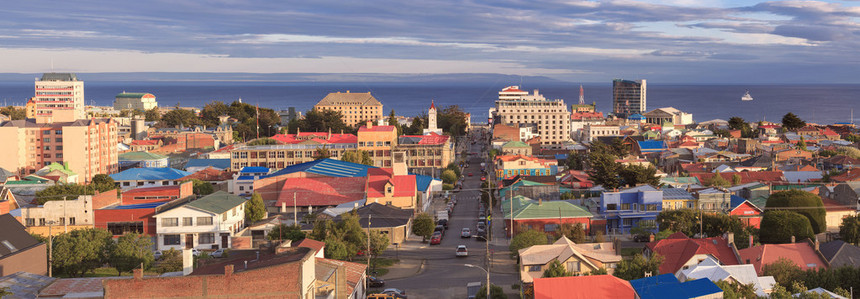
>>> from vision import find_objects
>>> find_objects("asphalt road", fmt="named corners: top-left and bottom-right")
top-left (381, 130), bottom-right (519, 299)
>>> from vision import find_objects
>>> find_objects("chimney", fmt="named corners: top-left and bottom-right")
top-left (814, 239), bottom-right (820, 251)
top-left (224, 264), bottom-right (234, 277)
top-left (727, 232), bottom-right (734, 245)
top-left (613, 238), bottom-right (622, 256)
top-left (791, 235), bottom-right (796, 243)
top-left (133, 268), bottom-right (143, 280)
top-left (281, 202), bottom-right (286, 213)
top-left (366, 121), bottom-right (372, 129)
top-left (649, 234), bottom-right (655, 242)
top-left (328, 128), bottom-right (332, 139)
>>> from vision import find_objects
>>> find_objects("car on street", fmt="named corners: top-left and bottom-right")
top-left (467, 282), bottom-right (482, 299)
top-left (461, 228), bottom-right (471, 238)
top-left (435, 225), bottom-right (445, 236)
top-left (456, 245), bottom-right (468, 257)
top-left (480, 176), bottom-right (486, 181)
top-left (367, 276), bottom-right (385, 287)
top-left (211, 248), bottom-right (227, 258)
top-left (382, 288), bottom-right (407, 298)
top-left (437, 219), bottom-right (448, 230)
top-left (468, 172), bottom-right (473, 177)
top-left (430, 232), bottom-right (442, 245)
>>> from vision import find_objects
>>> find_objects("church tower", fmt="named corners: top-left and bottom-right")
top-left (423, 100), bottom-right (442, 135)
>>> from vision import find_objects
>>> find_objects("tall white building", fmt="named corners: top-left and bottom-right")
top-left (34, 73), bottom-right (85, 122)
top-left (493, 86), bottom-right (571, 148)
top-left (423, 100), bottom-right (443, 135)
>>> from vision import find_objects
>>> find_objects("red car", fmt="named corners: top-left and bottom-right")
top-left (480, 177), bottom-right (486, 181)
top-left (430, 232), bottom-right (442, 245)
top-left (468, 173), bottom-right (473, 177)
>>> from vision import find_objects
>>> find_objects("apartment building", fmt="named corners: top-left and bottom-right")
top-left (397, 133), bottom-right (455, 176)
top-left (583, 125), bottom-right (621, 142)
top-left (0, 118), bottom-right (119, 180)
top-left (612, 79), bottom-right (646, 118)
top-left (230, 132), bottom-right (357, 170)
top-left (493, 86), bottom-right (570, 149)
top-left (313, 91), bottom-right (383, 127)
top-left (33, 73), bottom-right (85, 122)
top-left (357, 123), bottom-right (397, 167)
top-left (114, 92), bottom-right (158, 111)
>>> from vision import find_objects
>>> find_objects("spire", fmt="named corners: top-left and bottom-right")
top-left (430, 100), bottom-right (436, 110)
top-left (578, 85), bottom-right (585, 105)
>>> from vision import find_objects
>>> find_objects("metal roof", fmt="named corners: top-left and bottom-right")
top-left (109, 168), bottom-right (192, 181)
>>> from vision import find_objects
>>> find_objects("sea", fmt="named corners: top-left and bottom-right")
top-left (1, 81), bottom-right (858, 125)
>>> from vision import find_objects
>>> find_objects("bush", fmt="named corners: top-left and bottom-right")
top-left (760, 210), bottom-right (814, 244)
top-left (509, 230), bottom-right (549, 258)
top-left (766, 190), bottom-right (826, 234)
top-left (441, 169), bottom-right (458, 184)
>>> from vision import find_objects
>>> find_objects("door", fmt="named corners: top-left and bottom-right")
top-left (185, 234), bottom-right (194, 249)
top-left (221, 234), bottom-right (229, 249)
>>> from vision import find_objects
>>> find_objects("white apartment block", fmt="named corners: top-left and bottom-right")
top-left (584, 125), bottom-right (621, 142)
top-left (494, 86), bottom-right (571, 149)
top-left (34, 73), bottom-right (85, 122)
top-left (154, 191), bottom-right (246, 251)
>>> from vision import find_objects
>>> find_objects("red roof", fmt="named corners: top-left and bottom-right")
top-left (366, 168), bottom-right (416, 198)
top-left (738, 242), bottom-right (827, 275)
top-left (358, 125), bottom-right (396, 133)
top-left (690, 171), bottom-right (785, 185)
top-left (212, 144), bottom-right (235, 153)
top-left (181, 167), bottom-right (233, 181)
top-left (295, 238), bottom-right (325, 255)
top-left (400, 132), bottom-right (450, 145)
top-left (830, 170), bottom-right (860, 182)
top-left (823, 198), bottom-right (856, 212)
top-left (501, 86), bottom-right (525, 92)
top-left (821, 128), bottom-right (839, 136)
top-left (681, 163), bottom-right (708, 173)
top-left (429, 100), bottom-right (436, 110)
top-left (270, 133), bottom-right (357, 144)
top-left (533, 275), bottom-right (634, 299)
top-left (570, 111), bottom-right (604, 120)
top-left (130, 140), bottom-right (159, 146)
top-left (276, 177), bottom-right (366, 207)
top-left (645, 232), bottom-right (739, 274)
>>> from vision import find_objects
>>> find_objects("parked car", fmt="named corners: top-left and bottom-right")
top-left (468, 173), bottom-right (473, 177)
top-left (211, 248), bottom-right (227, 258)
top-left (367, 276), bottom-right (385, 287)
top-left (467, 282), bottom-right (482, 299)
top-left (191, 248), bottom-right (201, 256)
top-left (435, 225), bottom-right (445, 236)
top-left (461, 228), bottom-right (471, 238)
top-left (456, 245), bottom-right (468, 257)
top-left (437, 219), bottom-right (448, 230)
top-left (480, 176), bottom-right (486, 181)
top-left (367, 293), bottom-right (395, 299)
top-left (382, 288), bottom-right (407, 298)
top-left (430, 232), bottom-right (442, 245)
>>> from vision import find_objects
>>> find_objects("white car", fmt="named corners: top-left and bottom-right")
top-left (211, 248), bottom-right (227, 258)
top-left (456, 245), bottom-right (468, 257)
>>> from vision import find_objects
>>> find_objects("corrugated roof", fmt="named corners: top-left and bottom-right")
top-left (184, 159), bottom-right (231, 170)
top-left (115, 92), bottom-right (153, 99)
top-left (631, 274), bottom-right (723, 299)
top-left (266, 159), bottom-right (372, 178)
top-left (118, 151), bottom-right (168, 161)
top-left (645, 232), bottom-right (739, 274)
top-left (110, 168), bottom-right (192, 181)
top-left (533, 275), bottom-right (634, 299)
top-left (502, 141), bottom-right (530, 148)
top-left (504, 196), bottom-right (592, 220)
top-left (184, 191), bottom-right (247, 214)
top-left (239, 166), bottom-right (270, 174)
top-left (662, 188), bottom-right (695, 200)
top-left (40, 73), bottom-right (78, 81)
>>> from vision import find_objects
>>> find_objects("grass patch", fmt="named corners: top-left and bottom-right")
top-left (620, 247), bottom-right (642, 257)
top-left (355, 257), bottom-right (399, 276)
top-left (60, 267), bottom-right (160, 278)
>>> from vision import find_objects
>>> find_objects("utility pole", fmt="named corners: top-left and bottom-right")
top-left (367, 214), bottom-right (372, 274)
top-left (293, 192), bottom-right (297, 225)
top-left (47, 220), bottom-right (55, 277)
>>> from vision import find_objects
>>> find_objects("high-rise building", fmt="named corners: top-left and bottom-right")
top-left (493, 86), bottom-right (571, 148)
top-left (34, 73), bottom-right (85, 123)
top-left (313, 91), bottom-right (383, 127)
top-left (612, 79), bottom-right (646, 118)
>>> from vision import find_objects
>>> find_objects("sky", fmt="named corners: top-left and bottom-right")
top-left (0, 0), bottom-right (859, 83)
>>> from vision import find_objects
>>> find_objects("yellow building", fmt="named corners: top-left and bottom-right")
top-left (518, 236), bottom-right (621, 283)
top-left (314, 91), bottom-right (383, 127)
top-left (662, 188), bottom-right (697, 210)
top-left (357, 122), bottom-right (397, 167)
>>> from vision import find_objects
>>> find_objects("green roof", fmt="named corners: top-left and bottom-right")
top-left (501, 141), bottom-right (530, 148)
top-left (185, 191), bottom-right (247, 214)
top-left (116, 92), bottom-right (152, 99)
top-left (44, 162), bottom-right (76, 176)
top-left (748, 196), bottom-right (768, 209)
top-left (119, 151), bottom-right (168, 161)
top-left (503, 196), bottom-right (592, 220)
top-left (660, 176), bottom-right (700, 185)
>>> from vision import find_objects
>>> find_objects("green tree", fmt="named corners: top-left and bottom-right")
top-left (475, 284), bottom-right (506, 299)
top-left (728, 117), bottom-right (747, 131)
top-left (405, 115), bottom-right (426, 135)
top-left (441, 169), bottom-right (458, 184)
top-left (314, 146), bottom-right (331, 160)
top-left (144, 107), bottom-right (161, 122)
top-left (614, 253), bottom-right (664, 280)
top-left (0, 106), bottom-right (26, 120)
top-left (619, 164), bottom-right (660, 187)
top-left (34, 184), bottom-right (97, 205)
top-left (341, 150), bottom-right (373, 165)
top-left (445, 163), bottom-right (461, 178)
top-left (181, 178), bottom-right (214, 196)
top-left (412, 213), bottom-right (435, 242)
top-left (110, 233), bottom-right (154, 275)
top-left (835, 146), bottom-right (860, 160)
top-left (782, 112), bottom-right (806, 131)
top-left (797, 137), bottom-right (808, 151)
top-left (558, 223), bottom-right (586, 243)
top-left (154, 248), bottom-right (182, 274)
top-left (762, 257), bottom-right (802, 288)
top-left (542, 260), bottom-right (572, 277)
top-left (587, 150), bottom-right (622, 190)
top-left (760, 210), bottom-right (814, 244)
top-left (705, 172), bottom-right (731, 187)
top-left (766, 189), bottom-right (826, 234)
top-left (245, 193), bottom-right (266, 223)
top-left (0, 286), bottom-right (12, 298)
top-left (309, 212), bottom-right (367, 261)
top-left (565, 151), bottom-right (585, 170)
top-left (368, 230), bottom-right (389, 257)
top-left (487, 148), bottom-right (499, 160)
top-left (267, 224), bottom-right (306, 242)
top-left (731, 174), bottom-right (742, 186)
top-left (714, 280), bottom-right (757, 299)
top-left (161, 108), bottom-right (198, 128)
top-left (656, 209), bottom-right (698, 236)
top-left (247, 138), bottom-right (278, 146)
top-left (509, 230), bottom-right (548, 258)
top-left (294, 108), bottom-right (353, 134)
top-left (839, 215), bottom-right (860, 245)
top-left (589, 267), bottom-right (608, 275)
top-left (388, 109), bottom-right (403, 136)
top-left (52, 228), bottom-right (114, 277)
top-left (437, 105), bottom-right (468, 137)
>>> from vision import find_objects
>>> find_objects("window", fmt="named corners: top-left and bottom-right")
top-left (199, 233), bottom-right (215, 244)
top-left (623, 219), bottom-right (634, 226)
top-left (529, 265), bottom-right (541, 272)
top-left (647, 204), bottom-right (658, 211)
top-left (59, 217), bottom-right (65, 225)
top-left (163, 234), bottom-right (180, 245)
top-left (196, 216), bottom-right (213, 226)
top-left (39, 218), bottom-right (45, 226)
top-left (162, 218), bottom-right (179, 227)
top-left (26, 218), bottom-right (35, 226)
top-left (544, 224), bottom-right (558, 232)
top-left (107, 222), bottom-right (144, 235)
top-left (567, 261), bottom-right (581, 272)
top-left (621, 203), bottom-right (630, 210)
top-left (232, 207), bottom-right (237, 216)
top-left (69, 217), bottom-right (75, 225)
top-left (183, 217), bottom-right (193, 226)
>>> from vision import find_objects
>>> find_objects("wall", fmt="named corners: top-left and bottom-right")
top-left (0, 243), bottom-right (47, 276)
top-left (94, 207), bottom-right (158, 236)
top-left (506, 217), bottom-right (591, 238)
top-left (0, 126), bottom-right (24, 174)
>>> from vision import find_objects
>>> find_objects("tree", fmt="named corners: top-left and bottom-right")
top-left (0, 106), bottom-right (26, 120)
top-left (558, 223), bottom-right (586, 243)
top-left (34, 184), bottom-right (97, 205)
top-left (475, 284), bottom-right (506, 299)
top-left (619, 164), bottom-right (660, 187)
top-left (181, 178), bottom-right (214, 196)
top-left (441, 169), bottom-right (458, 184)
top-left (341, 150), bottom-right (373, 165)
top-left (656, 209), bottom-right (698, 237)
top-left (565, 151), bottom-right (585, 170)
top-left (614, 253), bottom-right (664, 280)
top-left (52, 228), bottom-right (114, 277)
top-left (412, 213), bottom-right (435, 242)
top-left (731, 174), bottom-right (742, 186)
top-left (161, 109), bottom-right (198, 128)
top-left (267, 224), bottom-right (306, 242)
top-left (247, 138), bottom-right (278, 146)
top-left (245, 193), bottom-right (266, 223)
top-left (704, 171), bottom-right (731, 187)
top-left (766, 190), bottom-right (826, 234)
top-left (543, 260), bottom-right (572, 277)
top-left (839, 215), bottom-right (860, 245)
top-left (309, 212), bottom-right (367, 261)
top-left (760, 210), bottom-right (814, 244)
top-left (509, 230), bottom-right (548, 258)
top-left (797, 136), bottom-right (808, 150)
top-left (782, 112), bottom-right (806, 131)
top-left (388, 109), bottom-right (403, 136)
top-left (728, 117), bottom-right (747, 131)
top-left (0, 286), bottom-right (12, 298)
top-left (714, 280), bottom-right (757, 299)
top-left (437, 105), bottom-right (468, 136)
top-left (91, 174), bottom-right (116, 190)
top-left (145, 107), bottom-right (161, 122)
top-left (314, 146), bottom-right (331, 160)
top-left (587, 150), bottom-right (622, 190)
top-left (154, 248), bottom-right (182, 274)
top-left (294, 108), bottom-right (353, 134)
top-left (368, 230), bottom-right (389, 257)
top-left (405, 115), bottom-right (426, 135)
top-left (445, 163), bottom-right (461, 178)
top-left (110, 233), bottom-right (154, 275)
top-left (763, 257), bottom-right (802, 288)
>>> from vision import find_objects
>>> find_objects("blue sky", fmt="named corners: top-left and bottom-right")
top-left (1, 0), bottom-right (858, 83)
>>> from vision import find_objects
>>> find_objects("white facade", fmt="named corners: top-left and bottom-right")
top-left (493, 86), bottom-right (571, 148)
top-left (116, 178), bottom-right (184, 191)
top-left (423, 102), bottom-right (443, 135)
top-left (583, 125), bottom-right (621, 142)
top-left (571, 118), bottom-right (605, 141)
top-left (114, 92), bottom-right (158, 111)
top-left (155, 204), bottom-right (245, 251)
top-left (34, 73), bottom-right (85, 121)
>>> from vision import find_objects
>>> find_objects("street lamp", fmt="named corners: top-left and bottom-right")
top-left (465, 263), bottom-right (490, 299)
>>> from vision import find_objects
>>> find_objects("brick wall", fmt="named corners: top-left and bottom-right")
top-left (92, 189), bottom-right (120, 209)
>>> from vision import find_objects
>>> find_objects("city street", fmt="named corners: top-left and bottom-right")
top-left (378, 130), bottom-right (519, 298)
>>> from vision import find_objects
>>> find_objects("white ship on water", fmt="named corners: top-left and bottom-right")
top-left (741, 90), bottom-right (753, 101)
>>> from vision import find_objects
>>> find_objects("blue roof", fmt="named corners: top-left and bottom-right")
top-left (554, 153), bottom-right (568, 160)
top-left (184, 159), bottom-right (231, 170)
top-left (638, 140), bottom-right (667, 151)
top-left (414, 174), bottom-right (437, 192)
top-left (239, 166), bottom-right (270, 174)
top-left (236, 175), bottom-right (256, 180)
top-left (265, 159), bottom-right (373, 178)
top-left (630, 274), bottom-right (722, 299)
top-left (628, 114), bottom-right (645, 120)
top-left (106, 202), bottom-right (168, 210)
top-left (109, 168), bottom-right (192, 181)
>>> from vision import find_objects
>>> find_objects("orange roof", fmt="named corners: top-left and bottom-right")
top-left (366, 168), bottom-right (416, 198)
top-left (501, 86), bottom-right (524, 92)
top-left (399, 132), bottom-right (450, 145)
top-left (738, 242), bottom-right (827, 275)
top-left (130, 140), bottom-right (160, 146)
top-left (690, 171), bottom-right (785, 184)
top-left (829, 171), bottom-right (860, 182)
top-left (181, 167), bottom-right (233, 181)
top-left (295, 238), bottom-right (325, 255)
top-left (570, 111), bottom-right (604, 120)
top-left (270, 133), bottom-right (357, 144)
top-left (212, 144), bottom-right (235, 153)
top-left (358, 125), bottom-right (396, 133)
top-left (533, 275), bottom-right (634, 299)
top-left (645, 232), bottom-right (739, 274)
top-left (276, 177), bottom-right (366, 207)
top-left (823, 198), bottom-right (855, 212)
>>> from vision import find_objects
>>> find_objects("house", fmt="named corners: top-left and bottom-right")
top-left (633, 140), bottom-right (667, 157)
top-left (183, 158), bottom-right (231, 173)
top-left (95, 201), bottom-right (173, 240)
top-left (34, 162), bottom-right (79, 184)
top-left (518, 236), bottom-right (621, 284)
top-left (129, 139), bottom-right (163, 152)
top-left (118, 151), bottom-right (170, 168)
top-left (494, 155), bottom-right (558, 181)
top-left (120, 182), bottom-right (194, 204)
top-left (503, 196), bottom-right (593, 237)
top-left (774, 148), bottom-right (813, 162)
top-left (694, 188), bottom-right (733, 213)
top-left (532, 275), bottom-right (634, 299)
top-left (629, 273), bottom-right (723, 299)
top-left (794, 288), bottom-right (850, 299)
top-left (334, 203), bottom-right (413, 244)
top-left (679, 256), bottom-right (776, 297)
top-left (365, 167), bottom-right (418, 210)
top-left (823, 155), bottom-right (860, 171)
top-left (231, 166), bottom-right (270, 196)
top-left (16, 189), bottom-right (120, 237)
top-left (501, 141), bottom-right (532, 156)
top-left (0, 214), bottom-right (47, 276)
top-left (644, 232), bottom-right (740, 275)
top-left (558, 170), bottom-right (594, 189)
top-left (661, 188), bottom-right (696, 210)
top-left (598, 186), bottom-right (662, 235)
top-left (179, 167), bottom-right (233, 192)
top-left (823, 198), bottom-right (857, 232)
top-left (154, 191), bottom-right (247, 251)
top-left (110, 168), bottom-right (192, 190)
top-left (828, 182), bottom-right (860, 211)
top-left (499, 179), bottom-right (562, 202)
top-left (738, 240), bottom-right (829, 275)
top-left (729, 196), bottom-right (763, 228)
top-left (275, 176), bottom-right (367, 214)
top-left (316, 258), bottom-right (368, 299)
top-left (819, 240), bottom-right (860, 268)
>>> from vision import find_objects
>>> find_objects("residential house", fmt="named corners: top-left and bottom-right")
top-left (598, 185), bottom-right (662, 235)
top-left (823, 198), bottom-right (857, 232)
top-left (518, 236), bottom-right (620, 285)
top-left (316, 258), bottom-right (367, 299)
top-left (501, 141), bottom-right (532, 156)
top-left (558, 170), bottom-right (594, 189)
top-left (494, 155), bottom-right (558, 181)
top-left (827, 182), bottom-right (860, 211)
top-left (738, 240), bottom-right (829, 275)
top-left (830, 170), bottom-right (860, 183)
top-left (119, 151), bottom-right (169, 168)
top-left (335, 203), bottom-right (413, 244)
top-left (819, 240), bottom-right (860, 268)
top-left (95, 200), bottom-right (174, 240)
top-left (183, 158), bottom-right (231, 173)
top-left (662, 188), bottom-right (696, 210)
top-left (502, 196), bottom-right (593, 237)
top-left (729, 196), bottom-right (763, 228)
top-left (643, 107), bottom-right (693, 126)
top-left (34, 162), bottom-right (78, 184)
top-left (179, 167), bottom-right (233, 192)
top-left (632, 140), bottom-right (667, 157)
top-left (129, 139), bottom-right (162, 152)
top-left (17, 189), bottom-right (119, 237)
top-left (583, 125), bottom-right (620, 142)
top-left (499, 179), bottom-right (563, 202)
top-left (695, 188), bottom-right (732, 213)
top-left (644, 232), bottom-right (741, 275)
top-left (364, 167), bottom-right (418, 210)
top-left (154, 191), bottom-right (247, 251)
top-left (824, 155), bottom-right (860, 171)
top-left (0, 214), bottom-right (47, 276)
top-left (231, 166), bottom-right (271, 196)
top-left (629, 273), bottom-right (723, 299)
top-left (774, 148), bottom-right (814, 162)
top-left (679, 256), bottom-right (776, 297)
top-left (110, 168), bottom-right (192, 190)
top-left (119, 182), bottom-right (193, 204)
top-left (532, 275), bottom-right (634, 299)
